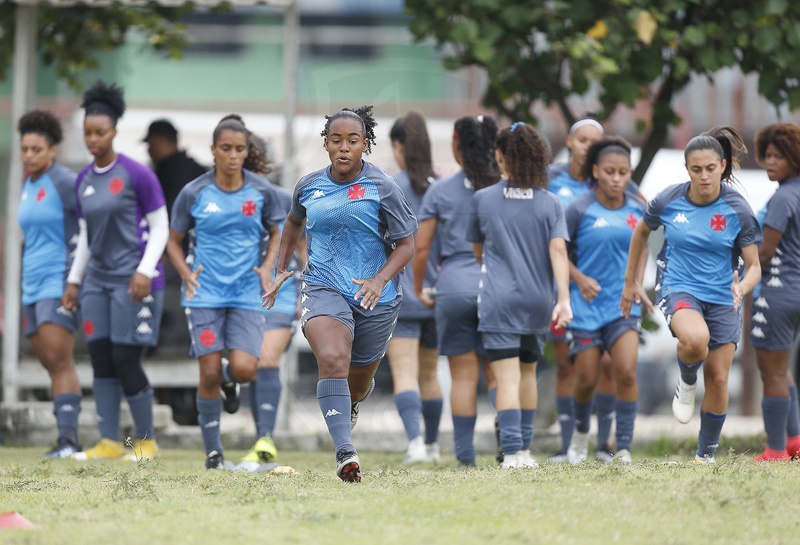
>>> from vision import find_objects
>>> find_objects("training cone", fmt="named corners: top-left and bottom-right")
top-left (0, 511), bottom-right (35, 529)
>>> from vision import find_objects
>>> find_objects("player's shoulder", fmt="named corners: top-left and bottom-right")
top-left (295, 166), bottom-right (328, 193)
top-left (548, 162), bottom-right (570, 183)
top-left (117, 153), bottom-right (156, 179)
top-left (180, 170), bottom-right (215, 197)
top-left (653, 182), bottom-right (689, 206)
top-left (567, 188), bottom-right (595, 209)
top-left (76, 163), bottom-right (93, 183)
top-left (361, 161), bottom-right (399, 189)
top-left (626, 192), bottom-right (647, 212)
top-left (49, 162), bottom-right (77, 185)
top-left (719, 183), bottom-right (754, 213)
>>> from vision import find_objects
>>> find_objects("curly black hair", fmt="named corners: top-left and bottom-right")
top-left (244, 133), bottom-right (272, 176)
top-left (580, 136), bottom-right (632, 182)
top-left (321, 105), bottom-right (377, 155)
top-left (499, 123), bottom-right (549, 190)
top-left (755, 123), bottom-right (800, 176)
top-left (454, 115), bottom-right (500, 190)
top-left (390, 111), bottom-right (435, 195)
top-left (81, 80), bottom-right (125, 124)
top-left (18, 110), bottom-right (63, 145)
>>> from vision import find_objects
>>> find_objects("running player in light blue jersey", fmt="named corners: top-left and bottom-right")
top-left (546, 117), bottom-right (608, 463)
top-left (621, 126), bottom-right (762, 463)
top-left (386, 111), bottom-right (443, 465)
top-left (565, 137), bottom-right (652, 465)
top-left (468, 123), bottom-right (572, 468)
top-left (263, 106), bottom-right (417, 482)
top-left (17, 110), bottom-right (83, 458)
top-left (63, 81), bottom-right (168, 462)
top-left (750, 124), bottom-right (800, 461)
top-left (167, 115), bottom-right (283, 470)
top-left (413, 115), bottom-right (501, 467)
top-left (237, 134), bottom-right (307, 469)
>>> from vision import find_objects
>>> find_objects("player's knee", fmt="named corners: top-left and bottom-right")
top-left (680, 334), bottom-right (709, 362)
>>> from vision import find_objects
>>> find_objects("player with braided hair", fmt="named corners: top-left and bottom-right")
top-left (264, 105), bottom-right (416, 482)
top-left (413, 115), bottom-right (501, 467)
top-left (468, 122), bottom-right (571, 468)
top-left (17, 109), bottom-right (83, 457)
top-left (63, 80), bottom-right (167, 462)
top-left (167, 114), bottom-right (284, 469)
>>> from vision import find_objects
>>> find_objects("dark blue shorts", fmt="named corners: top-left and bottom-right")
top-left (80, 283), bottom-right (163, 346)
top-left (300, 281), bottom-right (401, 366)
top-left (750, 289), bottom-right (800, 351)
top-left (434, 292), bottom-right (483, 356)
top-left (569, 316), bottom-right (641, 359)
top-left (392, 318), bottom-right (437, 349)
top-left (186, 307), bottom-right (265, 358)
top-left (482, 331), bottom-right (545, 364)
top-left (658, 292), bottom-right (741, 351)
top-left (23, 298), bottom-right (78, 337)
top-left (264, 310), bottom-right (297, 333)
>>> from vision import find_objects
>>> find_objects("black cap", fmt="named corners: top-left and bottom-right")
top-left (142, 119), bottom-right (178, 142)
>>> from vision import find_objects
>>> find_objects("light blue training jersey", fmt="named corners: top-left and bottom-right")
top-left (566, 189), bottom-right (646, 330)
top-left (18, 163), bottom-right (79, 305)
top-left (171, 169), bottom-right (285, 311)
top-left (290, 161), bottom-right (417, 305)
top-left (644, 182), bottom-right (761, 306)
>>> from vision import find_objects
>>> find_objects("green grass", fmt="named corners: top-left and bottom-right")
top-left (1, 445), bottom-right (799, 544)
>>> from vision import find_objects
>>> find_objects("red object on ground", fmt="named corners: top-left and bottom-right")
top-left (0, 511), bottom-right (35, 529)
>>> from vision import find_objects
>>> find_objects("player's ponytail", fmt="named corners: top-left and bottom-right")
top-left (454, 115), bottom-right (500, 190)
top-left (685, 125), bottom-right (745, 184)
top-left (390, 111), bottom-right (435, 195)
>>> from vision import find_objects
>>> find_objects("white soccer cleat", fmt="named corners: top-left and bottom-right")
top-left (694, 453), bottom-right (716, 465)
top-left (402, 436), bottom-right (428, 465)
top-left (500, 452), bottom-right (522, 469)
top-left (517, 449), bottom-right (540, 468)
top-left (614, 449), bottom-right (633, 464)
top-left (672, 378), bottom-right (697, 424)
top-left (425, 442), bottom-right (440, 463)
top-left (567, 431), bottom-right (590, 465)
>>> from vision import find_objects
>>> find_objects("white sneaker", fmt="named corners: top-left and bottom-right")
top-left (672, 378), bottom-right (697, 424)
top-left (567, 431), bottom-right (590, 465)
top-left (517, 450), bottom-right (540, 468)
top-left (425, 442), bottom-right (440, 463)
top-left (615, 449), bottom-right (633, 464)
top-left (402, 436), bottom-right (428, 465)
top-left (694, 453), bottom-right (716, 464)
top-left (500, 452), bottom-right (522, 469)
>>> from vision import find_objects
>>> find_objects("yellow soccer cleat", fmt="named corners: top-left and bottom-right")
top-left (239, 435), bottom-right (278, 464)
top-left (71, 438), bottom-right (126, 461)
top-left (124, 438), bottom-right (159, 462)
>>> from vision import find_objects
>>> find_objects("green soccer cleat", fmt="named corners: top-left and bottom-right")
top-left (239, 435), bottom-right (278, 464)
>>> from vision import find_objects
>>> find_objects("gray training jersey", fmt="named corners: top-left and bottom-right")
top-left (467, 180), bottom-right (568, 334)
top-left (417, 169), bottom-right (480, 297)
top-left (394, 170), bottom-right (438, 320)
top-left (76, 154), bottom-right (166, 289)
top-left (761, 177), bottom-right (800, 289)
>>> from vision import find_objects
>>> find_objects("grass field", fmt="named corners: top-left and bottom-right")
top-left (1, 442), bottom-right (799, 545)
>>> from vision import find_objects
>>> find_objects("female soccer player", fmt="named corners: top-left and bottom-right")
top-left (467, 122), bottom-right (571, 468)
top-left (18, 110), bottom-right (82, 457)
top-left (167, 115), bottom-right (283, 469)
top-left (263, 106), bottom-right (416, 482)
top-left (63, 81), bottom-right (168, 461)
top-left (237, 133), bottom-right (307, 468)
top-left (621, 126), bottom-right (761, 463)
top-left (413, 115), bottom-right (501, 467)
top-left (546, 117), bottom-right (614, 463)
top-left (749, 123), bottom-right (800, 461)
top-left (565, 137), bottom-right (651, 465)
top-left (386, 111), bottom-right (443, 464)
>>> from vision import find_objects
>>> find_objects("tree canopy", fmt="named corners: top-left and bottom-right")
top-left (0, 3), bottom-right (194, 91)
top-left (406, 0), bottom-right (800, 181)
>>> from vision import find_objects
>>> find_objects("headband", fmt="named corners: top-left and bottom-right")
top-left (510, 121), bottom-right (525, 133)
top-left (596, 144), bottom-right (631, 161)
top-left (569, 118), bottom-right (604, 135)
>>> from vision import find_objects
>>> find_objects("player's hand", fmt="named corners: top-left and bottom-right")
top-left (636, 285), bottom-right (655, 314)
top-left (352, 276), bottom-right (384, 310)
top-left (551, 300), bottom-right (572, 331)
top-left (577, 275), bottom-right (601, 302)
top-left (731, 270), bottom-right (742, 311)
top-left (128, 272), bottom-right (152, 302)
top-left (62, 283), bottom-right (79, 312)
top-left (417, 287), bottom-right (435, 308)
top-left (263, 270), bottom-right (294, 310)
top-left (619, 280), bottom-right (638, 318)
top-left (253, 265), bottom-right (273, 292)
top-left (183, 264), bottom-right (203, 301)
